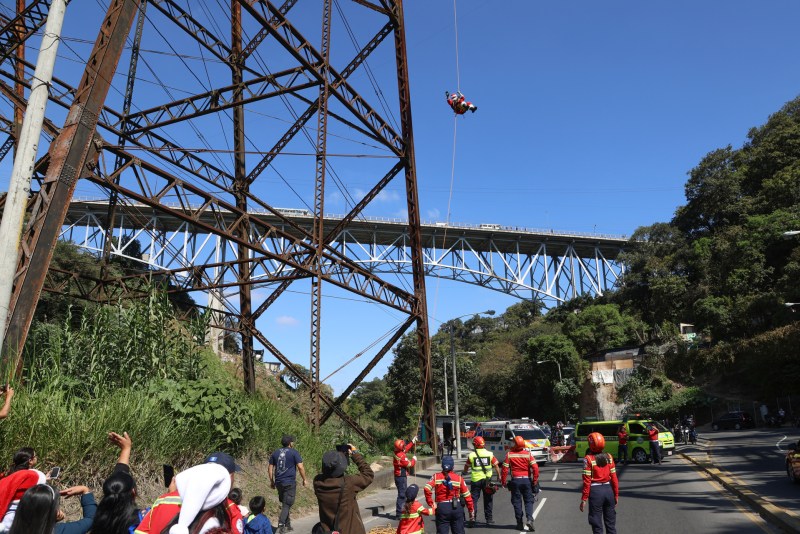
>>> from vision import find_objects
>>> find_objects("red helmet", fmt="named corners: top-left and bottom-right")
top-left (513, 435), bottom-right (526, 449)
top-left (588, 432), bottom-right (605, 453)
top-left (394, 439), bottom-right (405, 452)
top-left (473, 436), bottom-right (485, 448)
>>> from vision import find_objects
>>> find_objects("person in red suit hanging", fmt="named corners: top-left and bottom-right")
top-left (446, 91), bottom-right (477, 114)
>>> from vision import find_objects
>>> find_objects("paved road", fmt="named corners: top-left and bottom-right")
top-left (695, 426), bottom-right (800, 513)
top-left (351, 454), bottom-right (779, 534)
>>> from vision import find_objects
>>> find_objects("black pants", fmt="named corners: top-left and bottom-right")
top-left (617, 444), bottom-right (628, 464)
top-left (395, 475), bottom-right (407, 517)
top-left (469, 480), bottom-right (494, 521)
top-left (649, 440), bottom-right (661, 464)
top-left (276, 481), bottom-right (296, 526)
top-left (508, 478), bottom-right (534, 523)
top-left (587, 483), bottom-right (616, 534)
top-left (435, 501), bottom-right (466, 534)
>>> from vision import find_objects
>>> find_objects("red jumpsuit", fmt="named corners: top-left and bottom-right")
top-left (393, 441), bottom-right (416, 517)
top-left (582, 453), bottom-right (619, 534)
top-left (424, 471), bottom-right (474, 533)
top-left (501, 447), bottom-right (539, 526)
top-left (396, 500), bottom-right (433, 534)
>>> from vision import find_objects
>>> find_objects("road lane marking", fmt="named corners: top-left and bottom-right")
top-left (533, 497), bottom-right (546, 519)
top-left (776, 435), bottom-right (788, 452)
top-left (552, 468), bottom-right (559, 481)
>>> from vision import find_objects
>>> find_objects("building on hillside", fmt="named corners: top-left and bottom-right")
top-left (581, 346), bottom-right (644, 422)
top-left (679, 323), bottom-right (697, 343)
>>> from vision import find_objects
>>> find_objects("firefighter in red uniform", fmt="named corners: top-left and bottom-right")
top-left (424, 456), bottom-right (474, 534)
top-left (617, 425), bottom-right (628, 465)
top-left (501, 435), bottom-right (539, 532)
top-left (647, 423), bottom-right (662, 464)
top-left (445, 91), bottom-right (478, 114)
top-left (396, 484), bottom-right (434, 534)
top-left (393, 436), bottom-right (418, 520)
top-left (579, 432), bottom-right (619, 534)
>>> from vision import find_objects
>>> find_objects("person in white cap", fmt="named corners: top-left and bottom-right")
top-left (134, 452), bottom-right (244, 534)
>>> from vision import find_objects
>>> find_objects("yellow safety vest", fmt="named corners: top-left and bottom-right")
top-left (468, 448), bottom-right (495, 482)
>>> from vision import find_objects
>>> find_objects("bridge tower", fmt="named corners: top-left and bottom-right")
top-left (0, 0), bottom-right (435, 446)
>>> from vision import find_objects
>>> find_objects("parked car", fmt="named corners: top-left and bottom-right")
top-left (562, 425), bottom-right (575, 444)
top-left (787, 440), bottom-right (800, 484)
top-left (711, 411), bottom-right (755, 431)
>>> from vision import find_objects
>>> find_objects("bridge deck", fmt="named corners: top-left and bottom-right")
top-left (65, 200), bottom-right (628, 259)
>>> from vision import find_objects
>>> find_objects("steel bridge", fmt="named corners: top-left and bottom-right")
top-left (0, 0), bottom-right (626, 447)
top-left (64, 199), bottom-right (627, 304)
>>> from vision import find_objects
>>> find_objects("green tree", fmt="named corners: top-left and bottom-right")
top-left (562, 304), bottom-right (642, 355)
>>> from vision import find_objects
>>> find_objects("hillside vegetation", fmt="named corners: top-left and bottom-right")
top-left (358, 95), bottom-right (800, 432)
top-left (0, 286), bottom-right (370, 515)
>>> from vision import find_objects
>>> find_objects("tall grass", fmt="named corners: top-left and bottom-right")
top-left (0, 289), bottom-right (344, 505)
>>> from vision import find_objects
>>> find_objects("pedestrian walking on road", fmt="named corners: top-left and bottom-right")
top-left (579, 432), bottom-right (619, 534)
top-left (313, 444), bottom-right (373, 534)
top-left (392, 436), bottom-right (418, 520)
top-left (268, 435), bottom-right (307, 533)
top-left (616, 425), bottom-right (628, 465)
top-left (424, 456), bottom-right (474, 534)
top-left (462, 436), bottom-right (501, 526)
top-left (501, 436), bottom-right (539, 531)
top-left (647, 423), bottom-right (662, 464)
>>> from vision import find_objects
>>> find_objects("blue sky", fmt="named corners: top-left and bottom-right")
top-left (2, 1), bottom-right (800, 395)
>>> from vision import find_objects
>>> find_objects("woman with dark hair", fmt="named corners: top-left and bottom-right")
top-left (7, 447), bottom-right (37, 474)
top-left (0, 447), bottom-right (47, 530)
top-left (90, 431), bottom-right (144, 534)
top-left (89, 471), bottom-right (138, 534)
top-left (8, 484), bottom-right (59, 534)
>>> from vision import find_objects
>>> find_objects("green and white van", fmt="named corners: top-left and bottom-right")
top-left (574, 419), bottom-right (675, 463)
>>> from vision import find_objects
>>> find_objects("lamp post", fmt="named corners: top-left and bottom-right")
top-left (537, 360), bottom-right (566, 422)
top-left (449, 309), bottom-right (495, 459)
top-left (443, 353), bottom-right (449, 415)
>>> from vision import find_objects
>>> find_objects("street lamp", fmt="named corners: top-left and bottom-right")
top-left (537, 360), bottom-right (566, 422)
top-left (449, 309), bottom-right (495, 459)
top-left (443, 353), bottom-right (449, 415)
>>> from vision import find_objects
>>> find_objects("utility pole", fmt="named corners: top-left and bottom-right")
top-left (0, 0), bottom-right (67, 359)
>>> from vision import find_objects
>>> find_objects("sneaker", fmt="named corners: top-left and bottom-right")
top-left (276, 526), bottom-right (285, 534)
top-left (467, 519), bottom-right (475, 528)
top-left (527, 520), bottom-right (536, 531)
top-left (285, 525), bottom-right (294, 532)
top-left (486, 518), bottom-right (495, 524)
top-left (517, 520), bottom-right (524, 530)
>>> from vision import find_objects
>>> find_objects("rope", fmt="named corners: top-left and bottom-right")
top-left (413, 0), bottom-right (464, 445)
top-left (453, 0), bottom-right (461, 92)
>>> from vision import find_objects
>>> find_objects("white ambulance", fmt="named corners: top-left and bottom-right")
top-left (472, 420), bottom-right (550, 464)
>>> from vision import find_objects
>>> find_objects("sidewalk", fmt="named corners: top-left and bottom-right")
top-left (289, 457), bottom-right (441, 533)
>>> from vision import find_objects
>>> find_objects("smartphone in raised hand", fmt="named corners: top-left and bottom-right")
top-left (163, 464), bottom-right (175, 488)
top-left (48, 466), bottom-right (61, 479)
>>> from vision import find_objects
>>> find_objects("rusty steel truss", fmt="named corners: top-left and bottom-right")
top-left (0, 0), bottom-right (436, 446)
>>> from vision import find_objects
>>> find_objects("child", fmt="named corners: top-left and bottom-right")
top-left (397, 484), bottom-right (433, 534)
top-left (244, 496), bottom-right (274, 534)
top-left (229, 487), bottom-right (250, 517)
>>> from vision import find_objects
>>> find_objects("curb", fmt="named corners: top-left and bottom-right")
top-left (371, 454), bottom-right (439, 490)
top-left (680, 453), bottom-right (800, 533)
